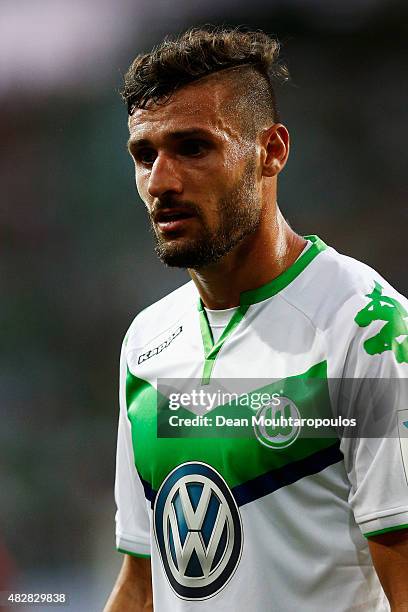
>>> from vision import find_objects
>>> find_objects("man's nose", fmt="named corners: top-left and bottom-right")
top-left (147, 154), bottom-right (183, 198)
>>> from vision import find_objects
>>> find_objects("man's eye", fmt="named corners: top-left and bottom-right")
top-left (136, 148), bottom-right (157, 164)
top-left (179, 140), bottom-right (207, 156)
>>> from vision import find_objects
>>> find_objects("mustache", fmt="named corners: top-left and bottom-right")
top-left (150, 197), bottom-right (202, 221)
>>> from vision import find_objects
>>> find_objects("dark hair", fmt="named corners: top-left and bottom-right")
top-left (121, 26), bottom-right (289, 124)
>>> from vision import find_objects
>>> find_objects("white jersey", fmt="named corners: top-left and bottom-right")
top-left (114, 235), bottom-right (408, 611)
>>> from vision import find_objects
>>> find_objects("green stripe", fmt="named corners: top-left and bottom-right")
top-left (201, 359), bottom-right (215, 386)
top-left (198, 303), bottom-right (250, 383)
top-left (117, 548), bottom-right (151, 558)
top-left (199, 307), bottom-right (214, 355)
top-left (364, 523), bottom-right (408, 538)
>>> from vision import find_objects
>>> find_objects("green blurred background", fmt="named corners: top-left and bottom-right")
top-left (1, 0), bottom-right (407, 609)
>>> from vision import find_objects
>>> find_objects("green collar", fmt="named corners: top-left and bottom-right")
top-left (239, 234), bottom-right (327, 305)
top-left (198, 235), bottom-right (326, 311)
top-left (197, 235), bottom-right (327, 383)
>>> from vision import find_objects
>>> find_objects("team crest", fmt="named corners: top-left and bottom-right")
top-left (153, 462), bottom-right (243, 600)
top-left (354, 282), bottom-right (408, 363)
top-left (253, 397), bottom-right (301, 449)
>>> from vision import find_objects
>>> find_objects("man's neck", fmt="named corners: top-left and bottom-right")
top-left (189, 210), bottom-right (307, 309)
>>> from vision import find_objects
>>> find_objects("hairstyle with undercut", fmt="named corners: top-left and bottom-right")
top-left (121, 26), bottom-right (290, 130)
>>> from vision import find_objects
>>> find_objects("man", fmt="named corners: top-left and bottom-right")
top-left (104, 27), bottom-right (408, 611)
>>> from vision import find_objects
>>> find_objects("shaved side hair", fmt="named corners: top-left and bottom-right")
top-left (121, 26), bottom-right (290, 137)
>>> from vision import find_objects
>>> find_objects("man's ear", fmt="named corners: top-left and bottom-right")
top-left (260, 124), bottom-right (290, 177)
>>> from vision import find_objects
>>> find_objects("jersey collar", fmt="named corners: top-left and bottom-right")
top-left (196, 235), bottom-right (327, 383)
top-left (239, 234), bottom-right (327, 305)
top-left (198, 235), bottom-right (327, 310)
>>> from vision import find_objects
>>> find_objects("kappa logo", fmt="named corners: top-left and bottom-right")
top-left (153, 462), bottom-right (243, 600)
top-left (354, 282), bottom-right (408, 363)
top-left (138, 326), bottom-right (183, 364)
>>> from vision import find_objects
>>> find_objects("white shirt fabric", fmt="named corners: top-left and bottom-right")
top-left (114, 235), bottom-right (408, 611)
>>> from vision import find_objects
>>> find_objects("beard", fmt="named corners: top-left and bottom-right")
top-left (150, 158), bottom-right (262, 269)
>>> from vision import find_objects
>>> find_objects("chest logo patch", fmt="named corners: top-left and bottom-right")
top-left (253, 397), bottom-right (301, 449)
top-left (354, 282), bottom-right (408, 363)
top-left (153, 462), bottom-right (242, 600)
top-left (137, 326), bottom-right (183, 364)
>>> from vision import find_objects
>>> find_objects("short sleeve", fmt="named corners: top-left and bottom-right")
top-left (114, 341), bottom-right (151, 556)
top-left (339, 282), bottom-right (408, 538)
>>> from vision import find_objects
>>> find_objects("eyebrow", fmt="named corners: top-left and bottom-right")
top-left (127, 128), bottom-right (214, 151)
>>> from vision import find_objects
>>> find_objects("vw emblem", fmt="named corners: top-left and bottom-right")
top-left (153, 462), bottom-right (243, 600)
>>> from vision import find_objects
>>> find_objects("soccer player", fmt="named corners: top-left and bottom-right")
top-left (104, 27), bottom-right (408, 611)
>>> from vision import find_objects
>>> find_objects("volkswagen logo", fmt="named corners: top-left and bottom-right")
top-left (153, 462), bottom-right (243, 600)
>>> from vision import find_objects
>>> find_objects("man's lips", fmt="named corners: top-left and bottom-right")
top-left (153, 207), bottom-right (198, 233)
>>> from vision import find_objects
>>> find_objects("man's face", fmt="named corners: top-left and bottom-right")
top-left (127, 78), bottom-right (263, 268)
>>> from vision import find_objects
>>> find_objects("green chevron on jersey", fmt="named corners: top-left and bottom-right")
top-left (126, 361), bottom-right (338, 494)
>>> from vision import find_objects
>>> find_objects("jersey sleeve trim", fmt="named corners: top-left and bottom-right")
top-left (364, 523), bottom-right (408, 538)
top-left (116, 532), bottom-right (151, 557)
top-left (357, 509), bottom-right (408, 538)
top-left (117, 547), bottom-right (151, 559)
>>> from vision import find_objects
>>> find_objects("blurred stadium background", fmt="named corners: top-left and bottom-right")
top-left (1, 0), bottom-right (407, 609)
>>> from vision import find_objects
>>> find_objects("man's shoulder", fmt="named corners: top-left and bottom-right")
top-left (124, 279), bottom-right (196, 349)
top-left (284, 241), bottom-right (407, 331)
